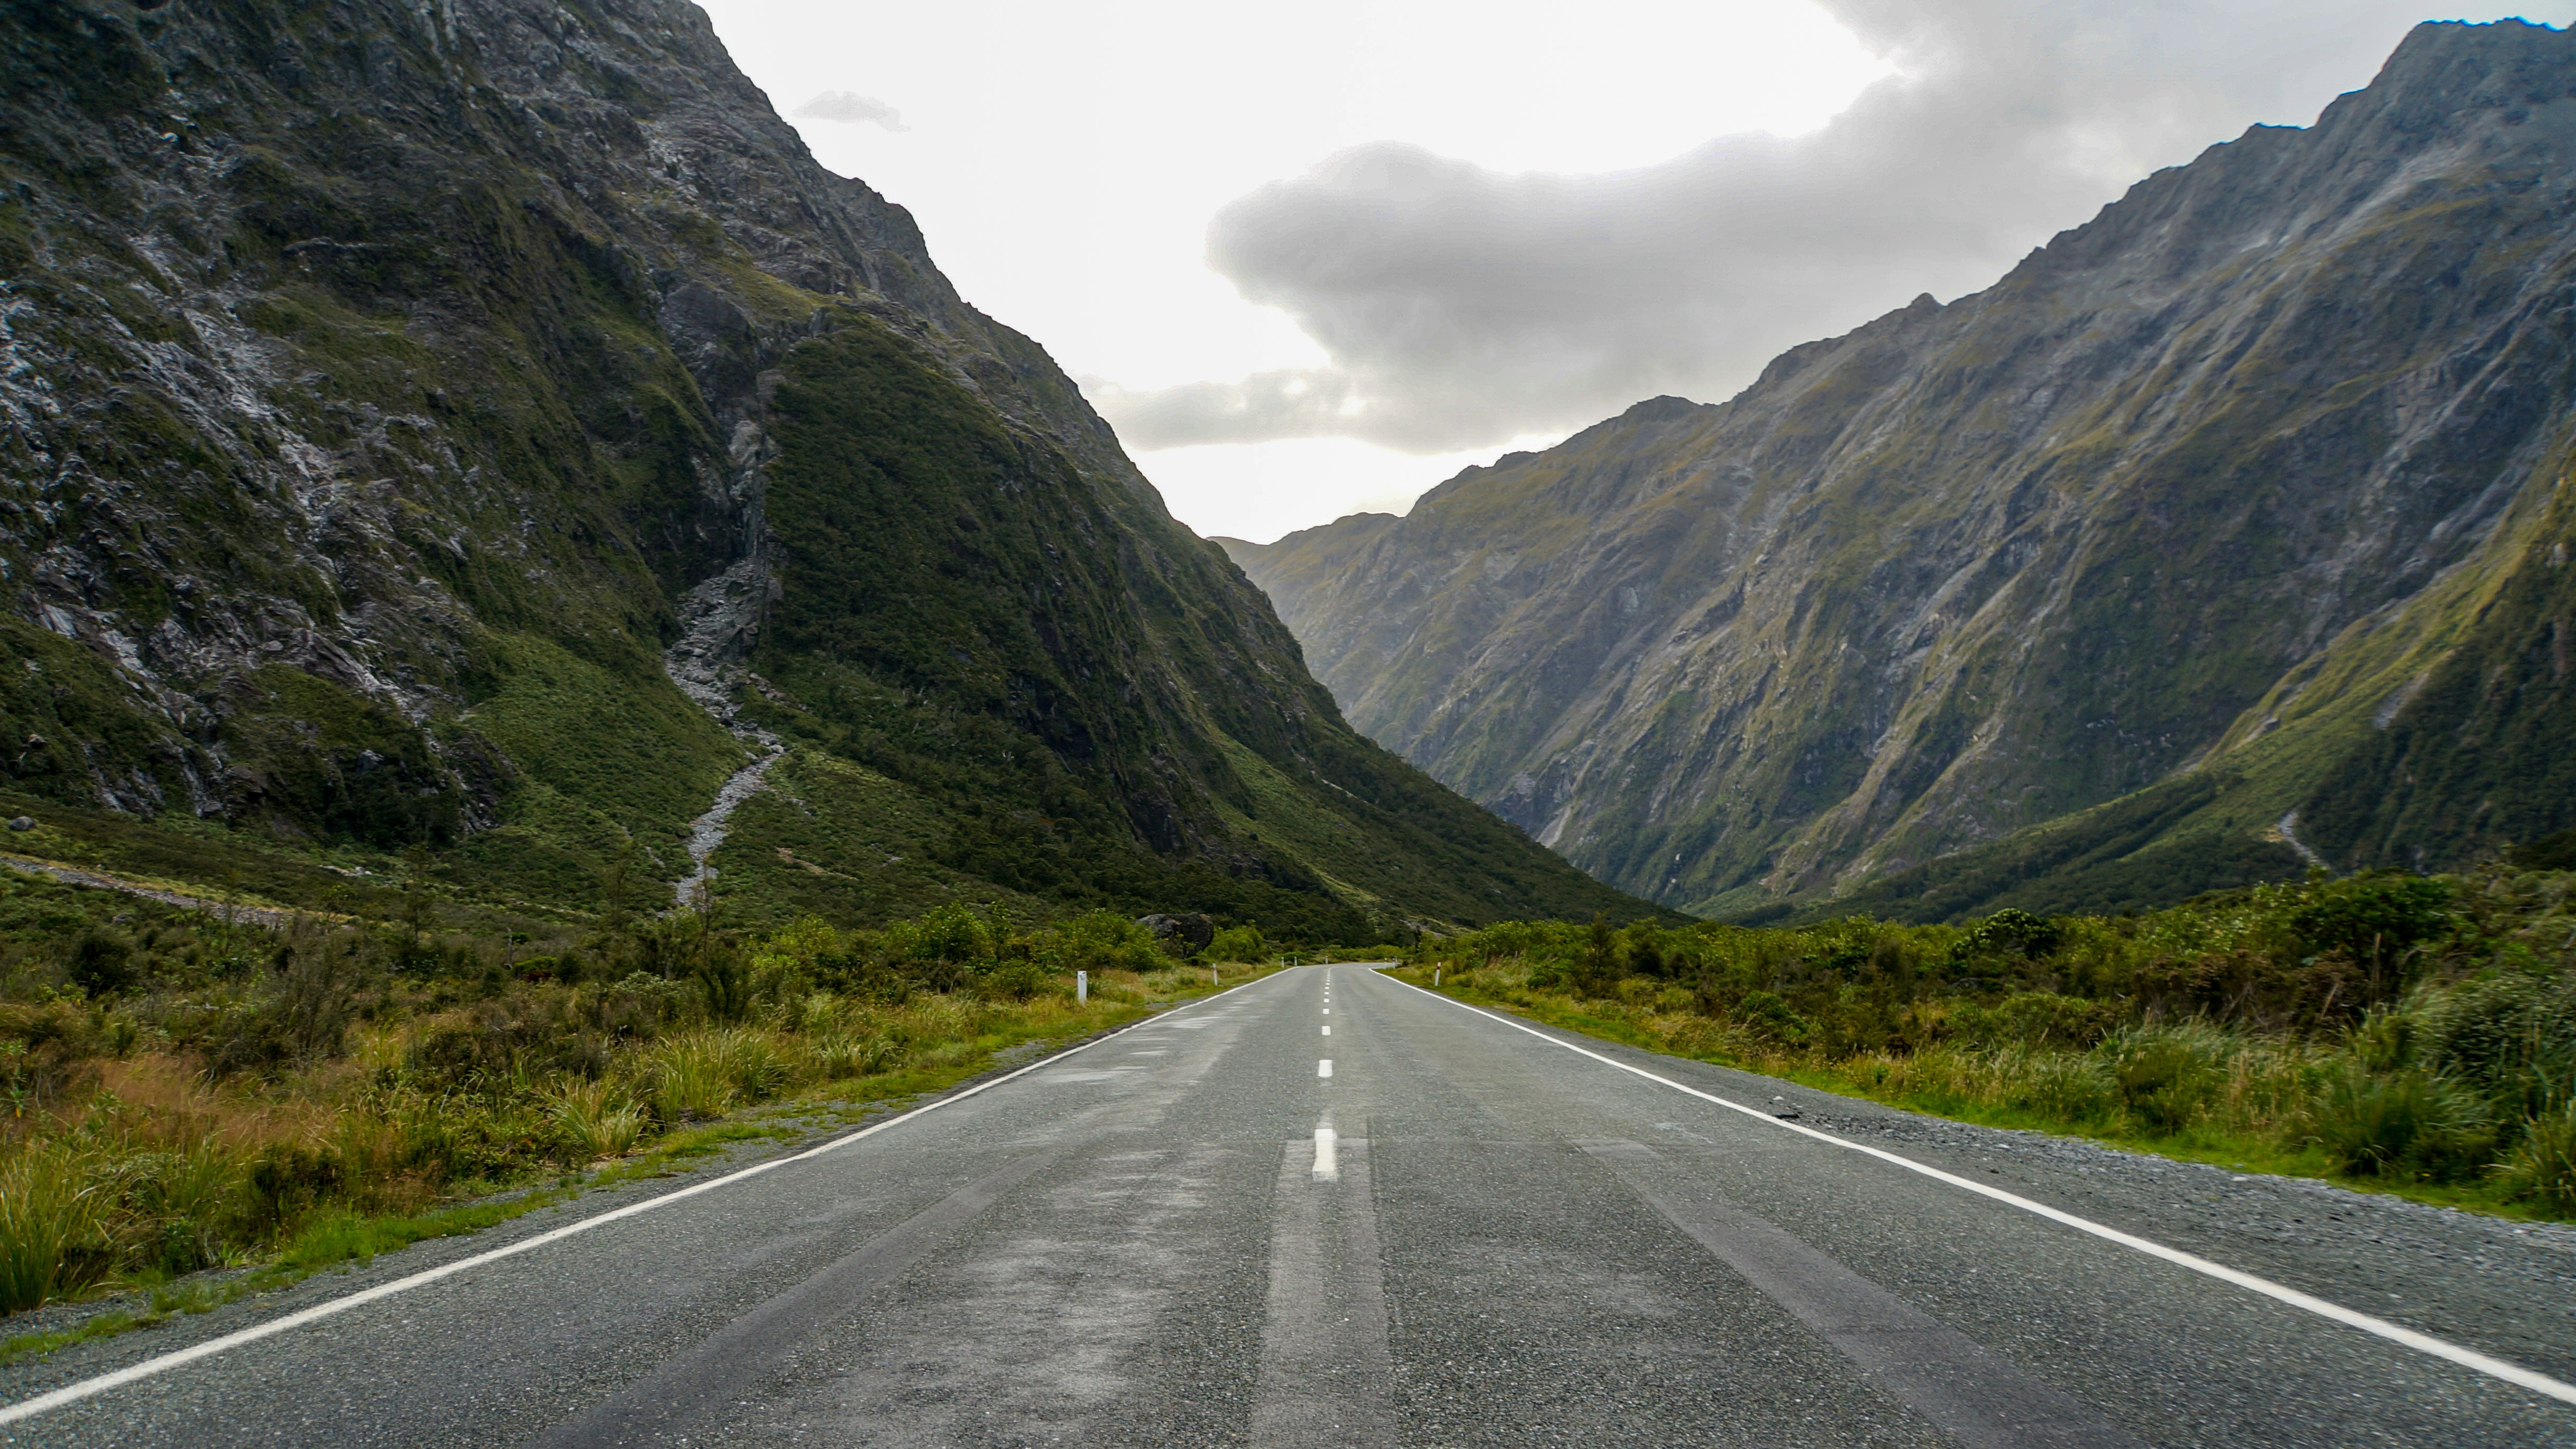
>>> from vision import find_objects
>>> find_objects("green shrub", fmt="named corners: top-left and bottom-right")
top-left (1734, 990), bottom-right (1810, 1046)
top-left (0, 1003), bottom-right (99, 1114)
top-left (2108, 1029), bottom-right (2221, 1134)
top-left (692, 942), bottom-right (750, 1023)
top-left (1624, 930), bottom-right (1668, 979)
top-left (1570, 915), bottom-right (1622, 996)
top-left (1207, 925), bottom-right (1267, 962)
top-left (2005, 1049), bottom-right (2120, 1123)
top-left (975, 959), bottom-right (1053, 1002)
top-left (1950, 907), bottom-right (2062, 963)
top-left (273, 938), bottom-right (359, 1061)
top-left (2508, 829), bottom-right (2576, 872)
top-left (1031, 912), bottom-right (1164, 974)
top-left (2411, 973), bottom-right (2576, 1108)
top-left (2288, 872), bottom-right (2453, 965)
top-left (1952, 991), bottom-right (2118, 1049)
top-left (884, 904), bottom-right (994, 985)
top-left (66, 931), bottom-right (135, 996)
top-left (793, 991), bottom-right (845, 1034)
top-left (605, 972), bottom-right (698, 1025)
top-left (198, 999), bottom-right (297, 1081)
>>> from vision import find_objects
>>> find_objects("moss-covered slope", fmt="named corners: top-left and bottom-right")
top-left (1229, 20), bottom-right (2576, 919)
top-left (0, 0), bottom-right (1648, 937)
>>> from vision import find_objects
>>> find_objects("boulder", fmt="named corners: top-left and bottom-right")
top-left (1135, 912), bottom-right (1215, 957)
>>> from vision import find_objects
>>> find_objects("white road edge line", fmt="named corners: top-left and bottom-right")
top-left (1380, 971), bottom-right (2576, 1408)
top-left (0, 971), bottom-right (1300, 1425)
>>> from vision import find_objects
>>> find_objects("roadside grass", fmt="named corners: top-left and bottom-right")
top-left (0, 896), bottom-right (1287, 1364)
top-left (1384, 954), bottom-right (2571, 1225)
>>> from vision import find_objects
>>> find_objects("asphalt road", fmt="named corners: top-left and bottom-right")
top-left (7, 963), bottom-right (2574, 1446)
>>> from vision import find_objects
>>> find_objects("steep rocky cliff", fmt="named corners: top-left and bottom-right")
top-left (0, 0), bottom-right (1647, 935)
top-left (1226, 19), bottom-right (2576, 919)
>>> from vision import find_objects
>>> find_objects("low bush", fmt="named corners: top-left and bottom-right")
top-left (2108, 1028), bottom-right (2225, 1134)
top-left (1207, 925), bottom-right (1267, 962)
top-left (1401, 859), bottom-right (2576, 1216)
top-left (2005, 1048), bottom-right (2120, 1124)
top-left (0, 875), bottom-right (1283, 1327)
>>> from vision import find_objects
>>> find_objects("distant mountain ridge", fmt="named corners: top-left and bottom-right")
top-left (0, 0), bottom-right (1648, 935)
top-left (1223, 19), bottom-right (2576, 919)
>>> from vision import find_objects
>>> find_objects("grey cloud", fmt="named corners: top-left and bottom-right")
top-left (794, 90), bottom-right (908, 130)
top-left (1081, 370), bottom-right (1359, 450)
top-left (1100, 1), bottom-right (2574, 455)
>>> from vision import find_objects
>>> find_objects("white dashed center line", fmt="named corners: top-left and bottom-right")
top-left (1318, 1059), bottom-right (1333, 1078)
top-left (1314, 1125), bottom-right (1339, 1180)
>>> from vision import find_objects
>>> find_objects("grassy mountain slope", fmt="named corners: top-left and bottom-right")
top-left (0, 0), bottom-right (1648, 938)
top-left (1229, 20), bottom-right (2576, 920)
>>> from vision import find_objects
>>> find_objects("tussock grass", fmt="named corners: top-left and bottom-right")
top-left (644, 1034), bottom-right (743, 1123)
top-left (0, 1144), bottom-right (103, 1313)
top-left (544, 1081), bottom-right (645, 1161)
top-left (2500, 1101), bottom-right (2576, 1213)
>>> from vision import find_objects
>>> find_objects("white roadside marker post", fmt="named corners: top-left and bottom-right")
top-left (1434, 968), bottom-right (1440, 986)
top-left (1213, 965), bottom-right (1219, 986)
top-left (1077, 970), bottom-right (1087, 1004)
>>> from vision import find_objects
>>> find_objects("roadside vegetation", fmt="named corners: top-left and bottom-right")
top-left (0, 870), bottom-right (1307, 1339)
top-left (1393, 860), bottom-right (2576, 1220)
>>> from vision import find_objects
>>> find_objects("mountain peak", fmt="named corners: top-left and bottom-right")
top-left (0, 0), bottom-right (1650, 934)
top-left (1622, 394), bottom-right (1707, 424)
top-left (1229, 20), bottom-right (2576, 917)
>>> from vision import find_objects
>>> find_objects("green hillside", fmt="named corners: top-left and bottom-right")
top-left (0, 0), bottom-right (1650, 941)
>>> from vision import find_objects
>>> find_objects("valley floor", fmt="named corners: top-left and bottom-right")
top-left (5, 964), bottom-right (2569, 1445)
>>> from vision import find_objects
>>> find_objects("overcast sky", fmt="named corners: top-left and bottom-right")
top-left (699, 1), bottom-right (2573, 542)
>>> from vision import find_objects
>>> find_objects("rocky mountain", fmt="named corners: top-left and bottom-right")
top-left (1224, 19), bottom-right (2576, 920)
top-left (0, 0), bottom-right (1649, 937)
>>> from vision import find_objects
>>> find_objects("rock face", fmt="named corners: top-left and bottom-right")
top-left (0, 0), bottom-right (1648, 934)
top-left (1226, 20), bottom-right (2576, 917)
